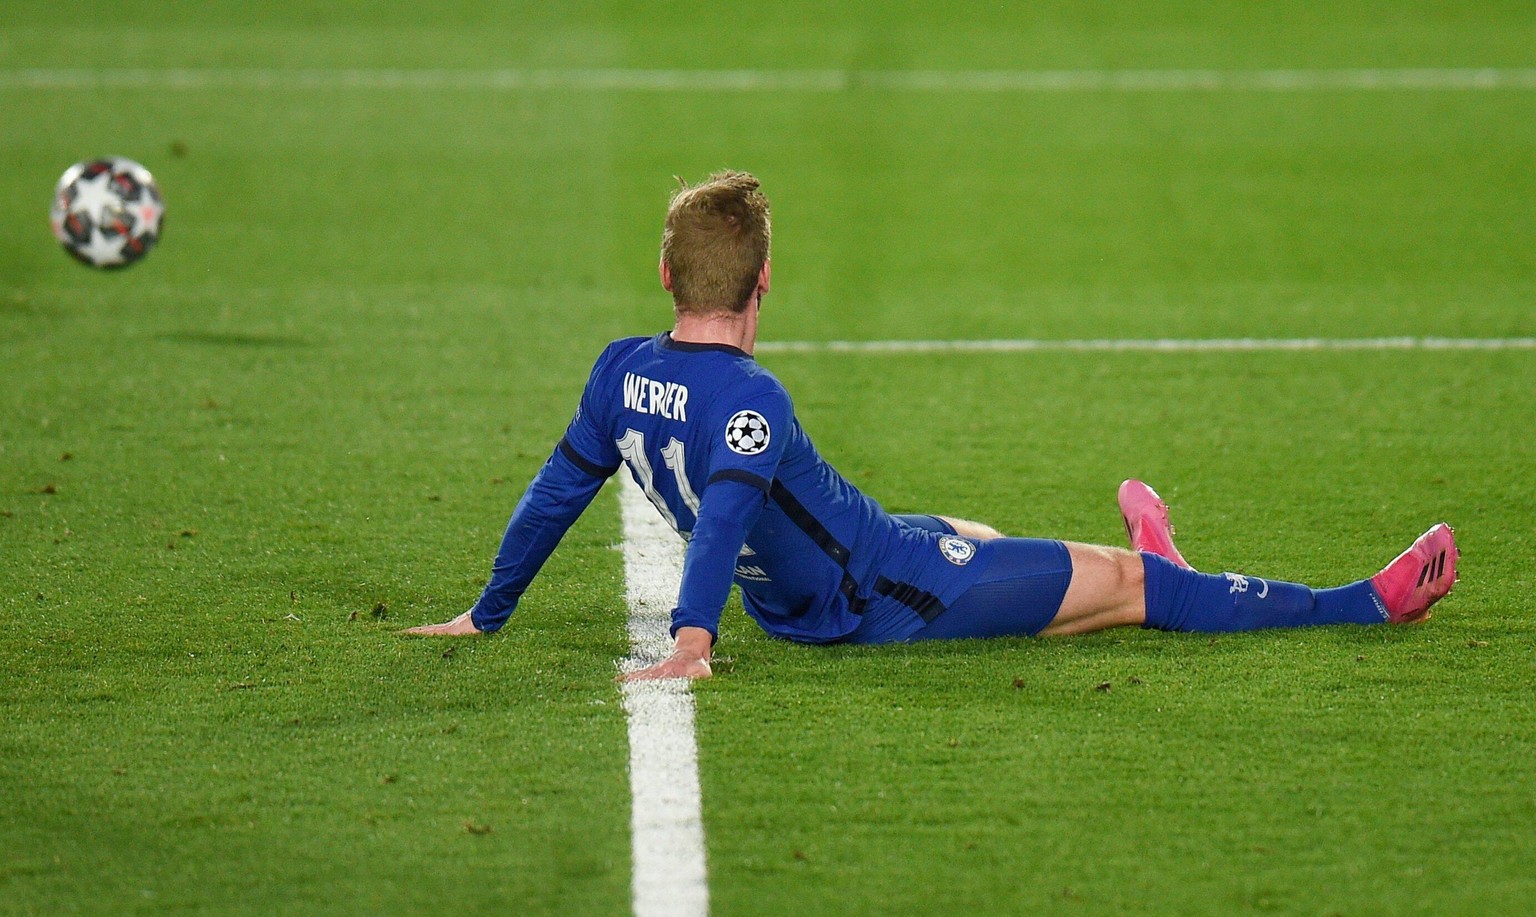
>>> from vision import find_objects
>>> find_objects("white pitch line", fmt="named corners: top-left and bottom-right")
top-left (756, 336), bottom-right (1536, 354)
top-left (617, 474), bottom-right (708, 917)
top-left (3, 67), bottom-right (1536, 92)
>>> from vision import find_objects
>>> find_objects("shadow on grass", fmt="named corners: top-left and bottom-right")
top-left (157, 331), bottom-right (314, 348)
top-left (1, 295), bottom-right (49, 316)
top-left (721, 621), bottom-right (1437, 687)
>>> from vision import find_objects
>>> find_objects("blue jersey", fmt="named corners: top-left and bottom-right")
top-left (470, 333), bottom-right (990, 643)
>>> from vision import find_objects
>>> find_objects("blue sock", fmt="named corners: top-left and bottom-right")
top-left (1141, 553), bottom-right (1389, 633)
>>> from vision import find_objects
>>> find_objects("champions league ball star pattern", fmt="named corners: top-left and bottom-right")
top-left (50, 157), bottom-right (164, 269)
top-left (725, 410), bottom-right (770, 455)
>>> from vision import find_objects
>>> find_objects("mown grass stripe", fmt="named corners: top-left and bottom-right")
top-left (618, 475), bottom-right (709, 917)
top-left (3, 68), bottom-right (1536, 92)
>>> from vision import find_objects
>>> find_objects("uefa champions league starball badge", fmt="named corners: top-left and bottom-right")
top-left (725, 410), bottom-right (771, 456)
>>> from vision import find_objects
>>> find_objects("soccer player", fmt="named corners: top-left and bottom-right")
top-left (406, 171), bottom-right (1459, 680)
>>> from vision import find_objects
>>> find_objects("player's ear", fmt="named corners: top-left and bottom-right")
top-left (757, 260), bottom-right (771, 297)
top-left (659, 259), bottom-right (674, 292)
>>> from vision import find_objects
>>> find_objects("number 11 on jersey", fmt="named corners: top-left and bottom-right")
top-left (616, 428), bottom-right (701, 535)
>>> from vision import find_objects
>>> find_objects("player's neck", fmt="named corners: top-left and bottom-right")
top-left (671, 304), bottom-right (759, 355)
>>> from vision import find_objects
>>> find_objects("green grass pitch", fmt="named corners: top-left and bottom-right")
top-left (3, 2), bottom-right (1535, 913)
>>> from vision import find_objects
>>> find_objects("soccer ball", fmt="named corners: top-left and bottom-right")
top-left (50, 157), bottom-right (164, 269)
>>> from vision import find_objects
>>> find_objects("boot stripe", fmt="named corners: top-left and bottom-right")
top-left (1416, 563), bottom-right (1429, 588)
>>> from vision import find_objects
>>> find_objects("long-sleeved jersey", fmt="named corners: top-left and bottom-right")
top-left (469, 333), bottom-right (990, 643)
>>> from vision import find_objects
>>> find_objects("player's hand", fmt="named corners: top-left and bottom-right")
top-left (619, 627), bottom-right (713, 681)
top-left (621, 652), bottom-right (713, 681)
top-left (401, 610), bottom-right (483, 636)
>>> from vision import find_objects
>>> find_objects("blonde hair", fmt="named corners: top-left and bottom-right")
top-left (661, 170), bottom-right (771, 315)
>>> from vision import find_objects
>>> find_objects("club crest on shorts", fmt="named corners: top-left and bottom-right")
top-left (725, 410), bottom-right (770, 455)
top-left (938, 535), bottom-right (975, 566)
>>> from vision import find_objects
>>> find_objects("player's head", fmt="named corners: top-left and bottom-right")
top-left (661, 170), bottom-right (771, 316)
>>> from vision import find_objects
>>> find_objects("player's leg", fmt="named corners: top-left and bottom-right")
top-left (940, 517), bottom-right (1004, 541)
top-left (892, 539), bottom-right (1161, 640)
top-left (907, 525), bottom-right (1458, 640)
top-left (1114, 480), bottom-right (1458, 628)
top-left (1134, 521), bottom-right (1458, 632)
top-left (908, 538), bottom-right (1074, 640)
top-left (1037, 543), bottom-right (1147, 635)
top-left (893, 513), bottom-right (1004, 541)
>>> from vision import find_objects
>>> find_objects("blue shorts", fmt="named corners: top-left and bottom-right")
top-left (846, 524), bottom-right (1074, 644)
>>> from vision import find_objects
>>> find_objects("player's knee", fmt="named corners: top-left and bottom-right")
top-left (942, 517), bottom-right (1004, 541)
top-left (1051, 544), bottom-right (1148, 634)
top-left (1088, 544), bottom-right (1145, 602)
top-left (1116, 548), bottom-right (1146, 598)
top-left (967, 522), bottom-right (1005, 541)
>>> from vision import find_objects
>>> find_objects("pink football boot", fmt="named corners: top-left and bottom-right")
top-left (1117, 479), bottom-right (1193, 570)
top-left (1370, 523), bottom-right (1459, 623)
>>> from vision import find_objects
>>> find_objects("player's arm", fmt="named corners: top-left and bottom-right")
top-left (407, 343), bottom-right (626, 637)
top-left (624, 385), bottom-right (789, 680)
top-left (404, 441), bottom-right (616, 635)
top-left (620, 477), bottom-right (768, 679)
